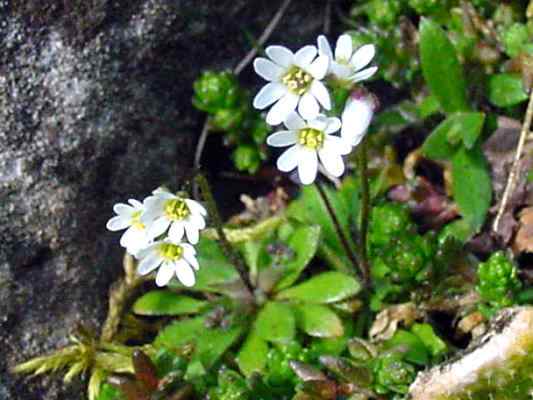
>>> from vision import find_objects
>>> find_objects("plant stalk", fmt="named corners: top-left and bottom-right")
top-left (315, 181), bottom-right (365, 282)
top-left (195, 173), bottom-right (255, 299)
top-left (357, 138), bottom-right (371, 286)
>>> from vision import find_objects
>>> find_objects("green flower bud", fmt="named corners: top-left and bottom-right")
top-left (365, 0), bottom-right (404, 28)
top-left (212, 108), bottom-right (245, 131)
top-left (232, 145), bottom-right (261, 174)
top-left (193, 71), bottom-right (241, 113)
top-left (372, 353), bottom-right (416, 395)
top-left (368, 203), bottom-right (415, 249)
top-left (476, 252), bottom-right (521, 308)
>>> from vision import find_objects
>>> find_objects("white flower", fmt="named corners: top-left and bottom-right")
top-left (253, 44), bottom-right (331, 125)
top-left (106, 199), bottom-right (151, 255)
top-left (136, 240), bottom-right (199, 287)
top-left (142, 191), bottom-right (207, 245)
top-left (341, 91), bottom-right (377, 147)
top-left (267, 112), bottom-right (351, 185)
top-left (317, 34), bottom-right (377, 83)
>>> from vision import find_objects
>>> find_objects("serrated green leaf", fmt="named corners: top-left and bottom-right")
top-left (275, 271), bottom-right (361, 303)
top-left (274, 225), bottom-right (321, 291)
top-left (255, 301), bottom-right (295, 343)
top-left (169, 237), bottom-right (239, 292)
top-left (422, 112), bottom-right (485, 160)
top-left (488, 73), bottom-right (529, 107)
top-left (293, 304), bottom-right (344, 338)
top-left (451, 145), bottom-right (492, 232)
top-left (132, 291), bottom-right (207, 316)
top-left (420, 18), bottom-right (469, 113)
top-left (236, 331), bottom-right (269, 377)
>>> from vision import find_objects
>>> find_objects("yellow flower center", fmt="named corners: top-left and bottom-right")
top-left (298, 127), bottom-right (324, 150)
top-left (164, 199), bottom-right (190, 221)
top-left (157, 243), bottom-right (184, 261)
top-left (281, 66), bottom-right (313, 95)
top-left (130, 210), bottom-right (145, 230)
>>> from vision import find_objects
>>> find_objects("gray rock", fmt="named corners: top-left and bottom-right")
top-left (0, 0), bottom-right (324, 398)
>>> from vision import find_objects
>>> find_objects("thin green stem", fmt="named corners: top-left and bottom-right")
top-left (315, 181), bottom-right (364, 281)
top-left (195, 173), bottom-right (255, 299)
top-left (357, 138), bottom-right (371, 287)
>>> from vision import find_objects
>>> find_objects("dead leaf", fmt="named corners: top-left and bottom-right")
top-left (513, 206), bottom-right (533, 253)
top-left (369, 303), bottom-right (421, 342)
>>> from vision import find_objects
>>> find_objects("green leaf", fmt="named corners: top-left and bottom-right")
top-left (411, 323), bottom-right (447, 358)
top-left (419, 18), bottom-right (469, 113)
top-left (293, 304), bottom-right (344, 338)
top-left (236, 331), bottom-right (269, 377)
top-left (95, 384), bottom-right (123, 400)
top-left (132, 291), bottom-right (207, 316)
top-left (255, 301), bottom-right (295, 343)
top-left (488, 73), bottom-right (529, 107)
top-left (154, 317), bottom-right (205, 349)
top-left (423, 113), bottom-right (485, 160)
top-left (287, 185), bottom-right (354, 273)
top-left (169, 237), bottom-right (239, 292)
top-left (451, 146), bottom-right (492, 232)
top-left (384, 330), bottom-right (429, 366)
top-left (274, 225), bottom-right (321, 291)
top-left (275, 271), bottom-right (361, 304)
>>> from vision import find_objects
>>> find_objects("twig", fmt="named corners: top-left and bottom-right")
top-left (193, 118), bottom-right (211, 199)
top-left (357, 138), bottom-right (371, 285)
top-left (195, 173), bottom-right (256, 299)
top-left (233, 0), bottom-right (293, 76)
top-left (493, 90), bottom-right (533, 235)
top-left (315, 181), bottom-right (365, 282)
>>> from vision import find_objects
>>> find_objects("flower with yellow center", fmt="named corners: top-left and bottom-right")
top-left (266, 112), bottom-right (352, 185)
top-left (253, 44), bottom-right (331, 125)
top-left (317, 34), bottom-right (377, 84)
top-left (136, 240), bottom-right (199, 287)
top-left (106, 199), bottom-right (151, 256)
top-left (142, 190), bottom-right (207, 244)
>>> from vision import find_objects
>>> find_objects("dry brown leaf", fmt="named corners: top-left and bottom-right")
top-left (513, 206), bottom-right (533, 253)
top-left (369, 302), bottom-right (422, 342)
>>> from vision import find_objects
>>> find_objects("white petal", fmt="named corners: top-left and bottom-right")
top-left (253, 82), bottom-right (287, 110)
top-left (325, 117), bottom-right (342, 134)
top-left (309, 80), bottom-right (331, 110)
top-left (155, 262), bottom-right (175, 286)
top-left (277, 145), bottom-right (299, 172)
top-left (141, 198), bottom-right (165, 223)
top-left (317, 35), bottom-right (333, 59)
top-left (308, 115), bottom-right (328, 131)
top-left (153, 190), bottom-right (175, 200)
top-left (266, 130), bottom-right (297, 147)
top-left (294, 45), bottom-right (317, 69)
top-left (138, 252), bottom-right (163, 275)
top-left (136, 242), bottom-right (159, 259)
top-left (331, 62), bottom-right (353, 79)
top-left (298, 148), bottom-right (318, 185)
top-left (185, 225), bottom-right (200, 244)
top-left (284, 111), bottom-right (306, 130)
top-left (351, 66), bottom-right (378, 82)
top-left (298, 93), bottom-right (320, 120)
top-left (175, 260), bottom-right (196, 287)
top-left (319, 146), bottom-right (345, 177)
top-left (254, 57), bottom-right (284, 81)
top-left (106, 216), bottom-right (130, 231)
top-left (335, 34), bottom-right (353, 61)
top-left (306, 55), bottom-right (329, 80)
top-left (266, 45), bottom-right (294, 67)
top-left (120, 227), bottom-right (145, 249)
top-left (325, 135), bottom-right (352, 155)
top-left (182, 243), bottom-right (197, 256)
top-left (113, 203), bottom-right (134, 217)
top-left (185, 199), bottom-right (208, 217)
top-left (188, 213), bottom-right (206, 230)
top-left (351, 44), bottom-right (375, 71)
top-left (183, 251), bottom-right (199, 271)
top-left (266, 92), bottom-right (299, 125)
top-left (168, 222), bottom-right (185, 242)
top-left (148, 217), bottom-right (170, 239)
top-left (341, 97), bottom-right (374, 145)
top-left (128, 199), bottom-right (143, 209)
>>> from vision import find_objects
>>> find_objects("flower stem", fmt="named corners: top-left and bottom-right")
top-left (195, 173), bottom-right (255, 299)
top-left (315, 181), bottom-right (364, 281)
top-left (357, 138), bottom-right (371, 286)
